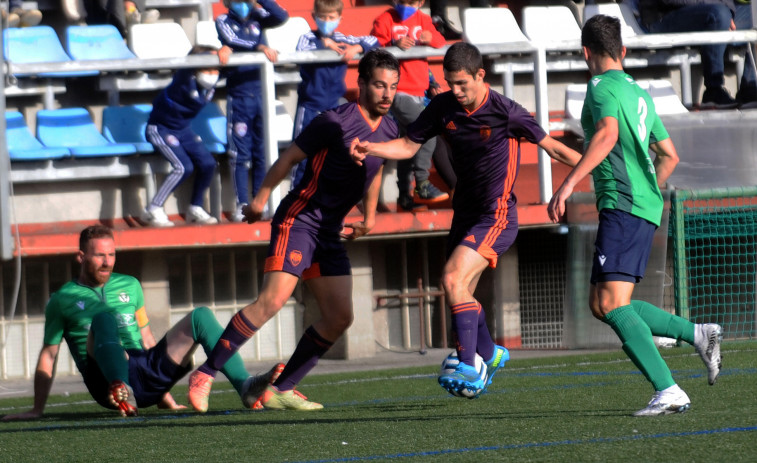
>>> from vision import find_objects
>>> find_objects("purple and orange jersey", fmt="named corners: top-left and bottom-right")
top-left (406, 87), bottom-right (547, 266)
top-left (265, 102), bottom-right (398, 276)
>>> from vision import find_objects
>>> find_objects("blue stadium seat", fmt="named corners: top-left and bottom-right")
top-left (65, 24), bottom-right (138, 61)
top-left (36, 107), bottom-right (138, 158)
top-left (190, 102), bottom-right (227, 154)
top-left (5, 111), bottom-right (70, 161)
top-left (3, 26), bottom-right (98, 77)
top-left (102, 104), bottom-right (154, 153)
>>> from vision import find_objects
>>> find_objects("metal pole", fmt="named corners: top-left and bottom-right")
top-left (1, 28), bottom-right (14, 261)
top-left (533, 45), bottom-right (553, 204)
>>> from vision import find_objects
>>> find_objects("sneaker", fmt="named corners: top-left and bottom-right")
top-left (397, 194), bottom-right (428, 213)
top-left (3, 9), bottom-right (20, 27)
top-left (431, 15), bottom-right (462, 41)
top-left (260, 385), bottom-right (324, 410)
top-left (414, 180), bottom-right (450, 204)
top-left (125, 6), bottom-right (141, 26)
top-left (241, 363), bottom-right (285, 409)
top-left (18, 8), bottom-right (42, 27)
top-left (438, 361), bottom-right (486, 399)
top-left (230, 203), bottom-right (248, 222)
top-left (483, 345), bottom-right (510, 387)
top-left (633, 384), bottom-right (691, 417)
top-left (700, 86), bottom-right (738, 109)
top-left (141, 8), bottom-right (160, 23)
top-left (694, 323), bottom-right (723, 385)
top-left (736, 85), bottom-right (757, 109)
top-left (61, 0), bottom-right (85, 22)
top-left (186, 205), bottom-right (218, 224)
top-left (141, 206), bottom-right (174, 227)
top-left (187, 370), bottom-right (214, 413)
top-left (108, 380), bottom-right (138, 417)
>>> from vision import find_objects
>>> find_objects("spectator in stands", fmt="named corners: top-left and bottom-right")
top-left (289, 0), bottom-right (380, 187)
top-left (639, 0), bottom-right (757, 109)
top-left (141, 47), bottom-right (221, 227)
top-left (81, 0), bottom-right (159, 37)
top-left (216, 0), bottom-right (289, 222)
top-left (3, 0), bottom-right (42, 27)
top-left (372, 0), bottom-right (450, 212)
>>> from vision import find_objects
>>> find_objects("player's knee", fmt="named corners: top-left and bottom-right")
top-left (441, 271), bottom-right (464, 297)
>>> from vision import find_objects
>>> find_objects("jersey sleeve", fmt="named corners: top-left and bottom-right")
top-left (505, 99), bottom-right (547, 143)
top-left (294, 112), bottom-right (340, 157)
top-left (42, 295), bottom-right (64, 346)
top-left (405, 96), bottom-right (443, 144)
top-left (648, 112), bottom-right (670, 144)
top-left (586, 79), bottom-right (620, 124)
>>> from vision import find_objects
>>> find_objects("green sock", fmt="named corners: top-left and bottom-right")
top-left (91, 312), bottom-right (130, 384)
top-left (191, 307), bottom-right (249, 394)
top-left (631, 300), bottom-right (695, 344)
top-left (603, 305), bottom-right (675, 391)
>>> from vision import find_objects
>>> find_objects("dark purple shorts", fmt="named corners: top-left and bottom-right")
top-left (265, 221), bottom-right (350, 280)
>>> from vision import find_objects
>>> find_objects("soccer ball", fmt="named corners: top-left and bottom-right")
top-left (439, 350), bottom-right (487, 398)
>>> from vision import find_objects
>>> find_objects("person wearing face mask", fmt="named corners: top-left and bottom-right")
top-left (371, 0), bottom-right (450, 213)
top-left (141, 47), bottom-right (222, 227)
top-left (216, 0), bottom-right (289, 222)
top-left (289, 0), bottom-right (380, 188)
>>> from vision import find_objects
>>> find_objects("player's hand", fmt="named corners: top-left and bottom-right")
top-left (340, 220), bottom-right (372, 240)
top-left (218, 45), bottom-right (233, 65)
top-left (547, 183), bottom-right (574, 223)
top-left (394, 36), bottom-right (415, 50)
top-left (1, 409), bottom-right (42, 421)
top-left (243, 202), bottom-right (264, 223)
top-left (349, 138), bottom-right (368, 166)
top-left (259, 45), bottom-right (279, 63)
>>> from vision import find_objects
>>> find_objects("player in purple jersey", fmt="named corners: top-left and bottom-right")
top-left (186, 49), bottom-right (400, 412)
top-left (351, 42), bottom-right (582, 398)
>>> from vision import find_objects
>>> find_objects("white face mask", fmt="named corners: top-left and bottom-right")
top-left (196, 72), bottom-right (219, 90)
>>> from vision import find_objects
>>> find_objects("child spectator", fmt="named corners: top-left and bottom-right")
top-left (290, 0), bottom-right (380, 187)
top-left (371, 0), bottom-right (449, 212)
top-left (216, 0), bottom-right (289, 221)
top-left (141, 48), bottom-right (221, 227)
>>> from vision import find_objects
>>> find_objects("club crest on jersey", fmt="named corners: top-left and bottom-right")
top-left (480, 126), bottom-right (491, 141)
top-left (119, 292), bottom-right (130, 303)
top-left (289, 250), bottom-right (303, 267)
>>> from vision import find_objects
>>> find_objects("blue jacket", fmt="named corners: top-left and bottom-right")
top-left (148, 68), bottom-right (214, 130)
top-left (216, 0), bottom-right (288, 96)
top-left (296, 30), bottom-right (379, 111)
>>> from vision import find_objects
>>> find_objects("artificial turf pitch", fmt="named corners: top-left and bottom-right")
top-left (1, 341), bottom-right (755, 462)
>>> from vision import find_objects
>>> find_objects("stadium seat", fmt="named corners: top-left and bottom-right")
top-left (190, 102), bottom-right (227, 154)
top-left (522, 5), bottom-right (581, 43)
top-left (463, 7), bottom-right (528, 45)
top-left (3, 25), bottom-right (98, 77)
top-left (5, 111), bottom-right (70, 161)
top-left (264, 16), bottom-right (311, 53)
top-left (273, 100), bottom-right (294, 148)
top-left (65, 24), bottom-right (138, 61)
top-left (102, 104), bottom-right (154, 153)
top-left (583, 2), bottom-right (645, 38)
top-left (36, 107), bottom-right (138, 157)
top-left (195, 20), bottom-right (222, 50)
top-left (128, 22), bottom-right (192, 59)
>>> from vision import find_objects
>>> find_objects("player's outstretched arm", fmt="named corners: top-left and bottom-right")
top-left (349, 136), bottom-right (420, 165)
top-left (2, 344), bottom-right (59, 421)
top-left (538, 135), bottom-right (582, 167)
top-left (343, 166), bottom-right (384, 240)
top-left (244, 143), bottom-right (308, 222)
top-left (649, 137), bottom-right (679, 188)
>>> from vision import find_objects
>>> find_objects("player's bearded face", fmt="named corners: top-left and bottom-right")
top-left (361, 68), bottom-right (399, 118)
top-left (79, 238), bottom-right (115, 286)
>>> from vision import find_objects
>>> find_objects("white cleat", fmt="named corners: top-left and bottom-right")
top-left (633, 384), bottom-right (691, 417)
top-left (694, 323), bottom-right (723, 385)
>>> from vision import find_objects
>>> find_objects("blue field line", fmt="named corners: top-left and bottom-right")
top-left (290, 426), bottom-right (757, 463)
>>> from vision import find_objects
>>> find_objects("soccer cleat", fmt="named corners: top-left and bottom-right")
top-left (188, 370), bottom-right (214, 413)
top-left (694, 323), bottom-right (723, 385)
top-left (260, 385), bottom-right (324, 410)
top-left (241, 363), bottom-right (285, 409)
top-left (141, 206), bottom-right (174, 227)
top-left (633, 384), bottom-right (691, 417)
top-left (438, 361), bottom-right (486, 399)
top-left (108, 380), bottom-right (138, 417)
top-left (186, 205), bottom-right (218, 225)
top-left (414, 180), bottom-right (449, 204)
top-left (483, 345), bottom-right (510, 387)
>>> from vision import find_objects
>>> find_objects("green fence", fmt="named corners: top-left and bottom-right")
top-left (670, 187), bottom-right (757, 340)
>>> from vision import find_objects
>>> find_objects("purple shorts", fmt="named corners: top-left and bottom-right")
top-left (265, 221), bottom-right (351, 280)
top-left (448, 209), bottom-right (518, 268)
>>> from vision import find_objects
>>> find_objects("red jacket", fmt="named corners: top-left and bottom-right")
top-left (371, 8), bottom-right (446, 97)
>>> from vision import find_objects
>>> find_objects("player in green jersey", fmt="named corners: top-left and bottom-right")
top-left (3, 225), bottom-right (279, 419)
top-left (548, 15), bottom-right (723, 416)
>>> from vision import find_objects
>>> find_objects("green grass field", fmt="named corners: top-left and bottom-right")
top-left (1, 342), bottom-right (756, 462)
